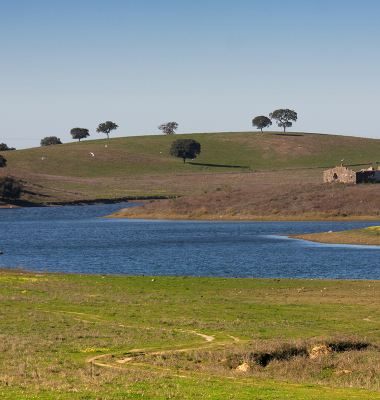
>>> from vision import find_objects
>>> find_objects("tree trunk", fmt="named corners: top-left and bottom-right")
top-left (183, 158), bottom-right (186, 163)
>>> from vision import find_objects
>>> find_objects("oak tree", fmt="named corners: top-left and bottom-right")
top-left (252, 116), bottom-right (272, 133)
top-left (170, 139), bottom-right (201, 163)
top-left (40, 136), bottom-right (62, 146)
top-left (0, 143), bottom-right (15, 151)
top-left (158, 122), bottom-right (178, 135)
top-left (70, 128), bottom-right (89, 142)
top-left (96, 121), bottom-right (118, 139)
top-left (269, 109), bottom-right (297, 132)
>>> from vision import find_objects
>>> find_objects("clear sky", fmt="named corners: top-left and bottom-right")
top-left (1, 0), bottom-right (379, 149)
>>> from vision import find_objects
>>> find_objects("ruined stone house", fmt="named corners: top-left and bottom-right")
top-left (323, 164), bottom-right (380, 184)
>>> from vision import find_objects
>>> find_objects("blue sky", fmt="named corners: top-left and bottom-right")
top-left (1, 0), bottom-right (379, 149)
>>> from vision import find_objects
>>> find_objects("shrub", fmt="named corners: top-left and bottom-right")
top-left (0, 177), bottom-right (22, 199)
top-left (40, 136), bottom-right (62, 146)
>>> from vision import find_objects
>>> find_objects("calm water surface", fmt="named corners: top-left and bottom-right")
top-left (1, 203), bottom-right (380, 279)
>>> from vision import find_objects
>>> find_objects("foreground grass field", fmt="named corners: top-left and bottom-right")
top-left (2, 270), bottom-right (380, 399)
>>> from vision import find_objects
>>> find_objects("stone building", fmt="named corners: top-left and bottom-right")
top-left (323, 164), bottom-right (380, 184)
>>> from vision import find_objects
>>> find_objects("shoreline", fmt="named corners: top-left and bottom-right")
top-left (106, 209), bottom-right (380, 222)
top-left (4, 199), bottom-right (380, 222)
top-left (2, 267), bottom-right (380, 281)
top-left (288, 227), bottom-right (380, 246)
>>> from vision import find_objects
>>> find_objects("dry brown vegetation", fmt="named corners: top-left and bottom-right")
top-left (102, 336), bottom-right (380, 391)
top-left (111, 174), bottom-right (380, 221)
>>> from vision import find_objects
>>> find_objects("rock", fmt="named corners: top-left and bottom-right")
top-left (309, 345), bottom-right (332, 359)
top-left (236, 363), bottom-right (251, 372)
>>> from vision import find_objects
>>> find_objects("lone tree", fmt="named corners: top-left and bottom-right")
top-left (96, 121), bottom-right (118, 139)
top-left (0, 155), bottom-right (6, 168)
top-left (0, 177), bottom-right (22, 200)
top-left (40, 136), bottom-right (62, 146)
top-left (70, 128), bottom-right (89, 142)
top-left (170, 139), bottom-right (201, 163)
top-left (0, 143), bottom-right (15, 151)
top-left (269, 109), bottom-right (297, 132)
top-left (252, 116), bottom-right (272, 133)
top-left (158, 122), bottom-right (178, 135)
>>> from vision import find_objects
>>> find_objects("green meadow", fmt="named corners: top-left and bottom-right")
top-left (2, 271), bottom-right (380, 399)
top-left (4, 131), bottom-right (380, 178)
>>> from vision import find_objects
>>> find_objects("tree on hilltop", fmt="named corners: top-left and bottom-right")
top-left (269, 109), bottom-right (297, 132)
top-left (158, 122), bottom-right (178, 135)
top-left (170, 139), bottom-right (201, 163)
top-left (252, 116), bottom-right (272, 133)
top-left (0, 143), bottom-right (15, 151)
top-left (96, 121), bottom-right (118, 139)
top-left (70, 128), bottom-right (89, 142)
top-left (40, 136), bottom-right (62, 146)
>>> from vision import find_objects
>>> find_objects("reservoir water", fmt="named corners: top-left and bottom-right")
top-left (1, 203), bottom-right (380, 279)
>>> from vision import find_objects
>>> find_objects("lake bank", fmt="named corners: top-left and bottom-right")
top-left (104, 182), bottom-right (380, 222)
top-left (288, 226), bottom-right (380, 246)
top-left (107, 207), bottom-right (380, 222)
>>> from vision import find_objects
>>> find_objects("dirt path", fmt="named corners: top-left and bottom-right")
top-left (87, 328), bottom-right (237, 371)
top-left (38, 308), bottom-right (239, 374)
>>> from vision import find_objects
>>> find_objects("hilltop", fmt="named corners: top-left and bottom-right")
top-left (1, 131), bottom-right (380, 219)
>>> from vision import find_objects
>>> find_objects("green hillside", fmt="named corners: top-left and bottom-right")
top-left (2, 131), bottom-right (380, 206)
top-left (3, 131), bottom-right (380, 178)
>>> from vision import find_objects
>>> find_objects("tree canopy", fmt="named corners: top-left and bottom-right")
top-left (269, 109), bottom-right (297, 132)
top-left (0, 143), bottom-right (15, 151)
top-left (170, 139), bottom-right (201, 163)
top-left (0, 177), bottom-right (22, 200)
top-left (158, 122), bottom-right (178, 135)
top-left (252, 116), bottom-right (272, 133)
top-left (0, 155), bottom-right (6, 168)
top-left (40, 136), bottom-right (62, 146)
top-left (70, 128), bottom-right (89, 142)
top-left (96, 121), bottom-right (118, 139)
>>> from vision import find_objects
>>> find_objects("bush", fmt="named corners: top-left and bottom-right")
top-left (0, 177), bottom-right (22, 199)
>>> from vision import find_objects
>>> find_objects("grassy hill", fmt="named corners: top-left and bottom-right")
top-left (3, 131), bottom-right (380, 177)
top-left (2, 131), bottom-right (380, 212)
